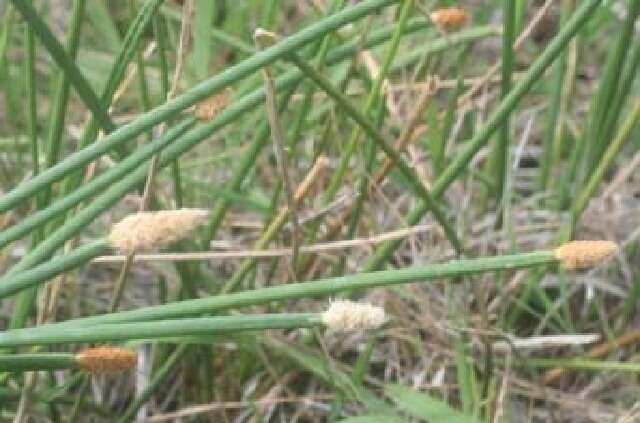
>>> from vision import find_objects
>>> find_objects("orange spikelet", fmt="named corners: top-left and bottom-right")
top-left (554, 240), bottom-right (618, 270)
top-left (194, 87), bottom-right (233, 121)
top-left (75, 347), bottom-right (137, 374)
top-left (430, 7), bottom-right (470, 30)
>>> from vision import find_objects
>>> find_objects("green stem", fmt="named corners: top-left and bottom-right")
top-left (0, 20), bottom-right (491, 294)
top-left (492, 0), bottom-right (515, 205)
top-left (0, 354), bottom-right (75, 372)
top-left (30, 250), bottom-right (555, 329)
top-left (325, 1), bottom-right (411, 201)
top-left (0, 15), bottom-right (478, 216)
top-left (24, 6), bottom-right (37, 178)
top-left (583, 0), bottom-right (640, 172)
top-left (46, 3), bottom-right (165, 256)
top-left (0, 240), bottom-right (109, 300)
top-left (0, 6), bottom-right (14, 73)
top-left (0, 0), bottom-right (398, 212)
top-left (8, 0), bottom-right (113, 132)
top-left (539, 0), bottom-right (572, 192)
top-left (568, 100), bottom-right (640, 234)
top-left (0, 119), bottom-right (196, 250)
top-left (10, 0), bottom-right (88, 333)
top-left (0, 314), bottom-right (322, 346)
top-left (153, 12), bottom-right (183, 208)
top-left (43, 0), bottom-right (86, 177)
top-left (337, 0), bottom-right (415, 271)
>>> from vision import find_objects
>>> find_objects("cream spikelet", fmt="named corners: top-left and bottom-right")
top-left (321, 300), bottom-right (386, 331)
top-left (430, 7), bottom-right (470, 30)
top-left (75, 347), bottom-right (137, 374)
top-left (554, 240), bottom-right (618, 270)
top-left (194, 87), bottom-right (233, 121)
top-left (109, 208), bottom-right (209, 253)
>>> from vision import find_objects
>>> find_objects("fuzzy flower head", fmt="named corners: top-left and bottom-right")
top-left (321, 300), bottom-right (386, 331)
top-left (554, 240), bottom-right (618, 270)
top-left (430, 7), bottom-right (470, 31)
top-left (109, 209), bottom-right (209, 254)
top-left (75, 346), bottom-right (137, 374)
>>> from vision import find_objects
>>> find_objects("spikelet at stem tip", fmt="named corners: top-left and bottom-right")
top-left (75, 346), bottom-right (137, 374)
top-left (554, 240), bottom-right (618, 270)
top-left (321, 300), bottom-right (386, 331)
top-left (430, 7), bottom-right (470, 30)
top-left (108, 209), bottom-right (209, 254)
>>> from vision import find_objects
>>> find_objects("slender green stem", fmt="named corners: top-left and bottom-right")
top-left (153, 12), bottom-right (183, 207)
top-left (129, 0), bottom-right (153, 118)
top-left (193, 0), bottom-right (215, 81)
top-left (0, 354), bottom-right (75, 372)
top-left (208, 2), bottom-right (348, 288)
top-left (287, 0), bottom-right (346, 153)
top-left (0, 5), bottom-right (13, 73)
top-left (568, 100), bottom-right (640, 233)
top-left (0, 18), bottom-right (489, 295)
top-left (29, 250), bottom-right (555, 329)
top-left (201, 17), bottom-right (438, 247)
top-left (567, 3), bottom-right (639, 205)
top-left (0, 0), bottom-right (164, 213)
top-left (492, 0), bottom-right (515, 206)
top-left (8, 0), bottom-right (114, 132)
top-left (288, 53), bottom-right (465, 254)
top-left (24, 7), bottom-right (37, 179)
top-left (0, 240), bottom-right (109, 300)
top-left (0, 13), bottom-right (469, 216)
top-left (325, 0), bottom-right (413, 201)
top-left (539, 0), bottom-right (572, 192)
top-left (0, 119), bottom-right (196, 250)
top-left (583, 0), bottom-right (640, 172)
top-left (2, 82), bottom-right (304, 295)
top-left (0, 0), bottom-right (399, 214)
top-left (337, 0), bottom-right (415, 272)
top-left (340, 102), bottom-right (384, 276)
top-left (50, 3), bottom-right (164, 241)
top-left (362, 0), bottom-right (601, 271)
top-left (9, 0), bottom-right (88, 335)
top-left (43, 0), bottom-right (86, 177)
top-left (0, 314), bottom-right (322, 346)
top-left (153, 14), bottom-right (170, 105)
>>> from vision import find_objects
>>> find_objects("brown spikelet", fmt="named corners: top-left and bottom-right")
top-left (194, 87), bottom-right (233, 121)
top-left (75, 347), bottom-right (137, 374)
top-left (554, 240), bottom-right (618, 270)
top-left (430, 7), bottom-right (470, 30)
top-left (109, 209), bottom-right (209, 254)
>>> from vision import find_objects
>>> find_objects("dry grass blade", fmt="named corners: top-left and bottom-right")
top-left (255, 28), bottom-right (302, 278)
